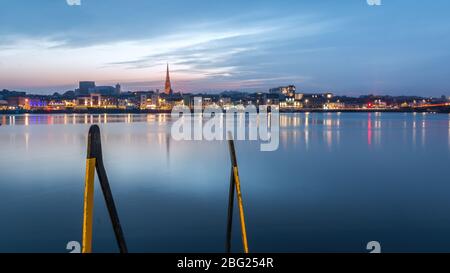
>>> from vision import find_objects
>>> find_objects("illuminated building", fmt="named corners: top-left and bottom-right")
top-left (323, 102), bottom-right (345, 110)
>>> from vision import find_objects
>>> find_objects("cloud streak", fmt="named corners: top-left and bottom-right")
top-left (103, 15), bottom-right (339, 91)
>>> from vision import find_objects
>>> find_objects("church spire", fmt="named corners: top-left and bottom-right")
top-left (165, 63), bottom-right (173, 95)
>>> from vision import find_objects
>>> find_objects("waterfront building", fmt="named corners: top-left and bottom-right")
top-left (270, 85), bottom-right (296, 97)
top-left (6, 96), bottom-right (27, 109)
top-left (76, 96), bottom-right (91, 108)
top-left (264, 93), bottom-right (281, 106)
top-left (323, 102), bottom-right (345, 110)
top-left (299, 93), bottom-right (334, 108)
top-left (89, 86), bottom-right (117, 95)
top-left (25, 97), bottom-right (48, 110)
top-left (76, 81), bottom-right (120, 96)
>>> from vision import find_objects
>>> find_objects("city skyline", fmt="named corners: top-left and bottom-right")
top-left (1, 0), bottom-right (450, 96)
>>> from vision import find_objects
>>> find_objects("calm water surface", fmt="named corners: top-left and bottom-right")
top-left (1, 113), bottom-right (450, 253)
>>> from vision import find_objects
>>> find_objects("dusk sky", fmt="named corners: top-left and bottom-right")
top-left (1, 0), bottom-right (449, 96)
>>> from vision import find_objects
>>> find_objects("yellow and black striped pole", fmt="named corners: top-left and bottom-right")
top-left (82, 125), bottom-right (128, 253)
top-left (226, 132), bottom-right (249, 253)
top-left (82, 156), bottom-right (96, 253)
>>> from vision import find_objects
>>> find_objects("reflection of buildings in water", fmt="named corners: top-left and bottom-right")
top-left (279, 115), bottom-right (303, 149)
top-left (325, 113), bottom-right (333, 127)
top-left (238, 112), bottom-right (244, 128)
top-left (219, 113), bottom-right (225, 133)
top-left (304, 113), bottom-right (310, 150)
top-left (0, 113), bottom-right (172, 126)
top-left (154, 132), bottom-right (171, 165)
top-left (279, 114), bottom-right (301, 128)
top-left (335, 113), bottom-right (341, 146)
top-left (63, 132), bottom-right (69, 145)
top-left (411, 114), bottom-right (427, 148)
top-left (280, 114), bottom-right (289, 128)
top-left (375, 117), bottom-right (381, 129)
top-left (280, 113), bottom-right (304, 128)
top-left (402, 120), bottom-right (408, 143)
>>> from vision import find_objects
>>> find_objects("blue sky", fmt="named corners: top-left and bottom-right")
top-left (0, 0), bottom-right (449, 96)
